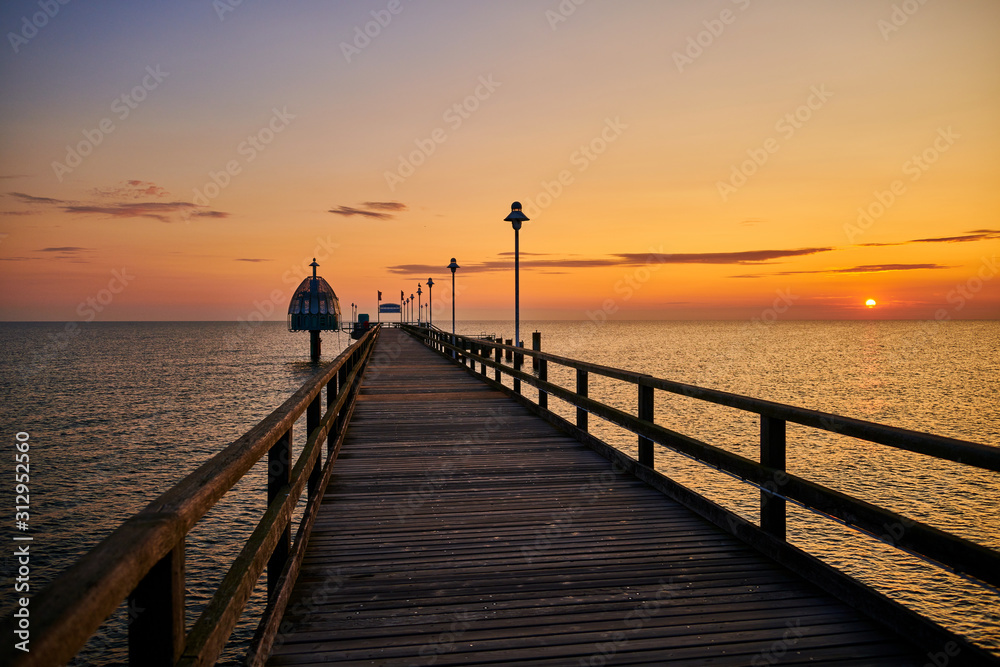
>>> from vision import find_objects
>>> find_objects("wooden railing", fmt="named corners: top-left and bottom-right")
top-left (1, 326), bottom-right (380, 667)
top-left (407, 324), bottom-right (1000, 661)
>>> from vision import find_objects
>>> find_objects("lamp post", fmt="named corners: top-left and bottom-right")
top-left (448, 258), bottom-right (459, 357)
top-left (504, 201), bottom-right (529, 355)
top-left (426, 277), bottom-right (434, 328)
top-left (417, 285), bottom-right (423, 326)
top-left (409, 293), bottom-right (414, 324)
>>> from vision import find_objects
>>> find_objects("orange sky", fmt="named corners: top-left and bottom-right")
top-left (1, 1), bottom-right (998, 321)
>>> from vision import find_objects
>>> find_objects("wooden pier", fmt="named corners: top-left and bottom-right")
top-left (266, 329), bottom-right (922, 665)
top-left (6, 325), bottom-right (999, 667)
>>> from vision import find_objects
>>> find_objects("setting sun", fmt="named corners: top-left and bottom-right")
top-left (866, 299), bottom-right (878, 308)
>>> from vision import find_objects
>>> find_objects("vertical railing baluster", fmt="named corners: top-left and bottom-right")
top-left (307, 393), bottom-right (321, 499)
top-left (129, 540), bottom-right (185, 666)
top-left (760, 415), bottom-right (787, 540)
top-left (327, 374), bottom-right (337, 454)
top-left (494, 344), bottom-right (501, 382)
top-left (576, 369), bottom-right (588, 431)
top-left (538, 356), bottom-right (548, 410)
top-left (267, 428), bottom-right (292, 598)
top-left (480, 344), bottom-right (487, 376)
top-left (638, 384), bottom-right (654, 467)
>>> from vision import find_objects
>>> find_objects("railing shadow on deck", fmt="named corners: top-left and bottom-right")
top-left (404, 323), bottom-right (1000, 666)
top-left (0, 326), bottom-right (381, 667)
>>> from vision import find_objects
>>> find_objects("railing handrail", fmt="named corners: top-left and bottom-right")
top-left (415, 327), bottom-right (999, 472)
top-left (1, 326), bottom-right (380, 667)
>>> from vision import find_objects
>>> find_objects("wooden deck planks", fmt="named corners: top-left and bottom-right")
top-left (267, 329), bottom-right (923, 666)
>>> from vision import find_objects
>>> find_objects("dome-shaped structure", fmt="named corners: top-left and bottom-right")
top-left (288, 259), bottom-right (341, 331)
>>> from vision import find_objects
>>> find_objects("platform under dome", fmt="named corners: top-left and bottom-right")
top-left (288, 262), bottom-right (341, 331)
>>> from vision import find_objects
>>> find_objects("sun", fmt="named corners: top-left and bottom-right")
top-left (865, 298), bottom-right (877, 308)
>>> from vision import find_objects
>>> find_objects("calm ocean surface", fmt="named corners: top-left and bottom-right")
top-left (1, 320), bottom-right (997, 663)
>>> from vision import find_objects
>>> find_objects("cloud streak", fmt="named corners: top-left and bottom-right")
top-left (857, 229), bottom-right (1000, 247)
top-left (387, 247), bottom-right (836, 275)
top-left (731, 263), bottom-right (951, 278)
top-left (329, 201), bottom-right (407, 219)
top-left (7, 185), bottom-right (228, 222)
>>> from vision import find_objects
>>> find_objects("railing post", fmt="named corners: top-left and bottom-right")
top-left (538, 356), bottom-right (548, 410)
top-left (307, 393), bottom-right (321, 499)
top-left (479, 344), bottom-right (487, 376)
top-left (494, 344), bottom-right (501, 382)
top-left (531, 330), bottom-right (541, 370)
top-left (505, 339), bottom-right (513, 361)
top-left (326, 375), bottom-right (337, 454)
top-left (760, 415), bottom-right (787, 540)
top-left (128, 540), bottom-right (184, 666)
top-left (638, 384), bottom-right (654, 467)
top-left (267, 428), bottom-right (292, 598)
top-left (576, 369), bottom-right (588, 431)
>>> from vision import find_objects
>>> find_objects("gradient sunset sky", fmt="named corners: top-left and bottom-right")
top-left (1, 0), bottom-right (997, 321)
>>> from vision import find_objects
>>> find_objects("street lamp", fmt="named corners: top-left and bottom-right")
top-left (504, 201), bottom-right (529, 355)
top-left (426, 277), bottom-right (434, 328)
top-left (417, 284), bottom-right (423, 326)
top-left (410, 293), bottom-right (414, 324)
top-left (448, 258), bottom-right (459, 356)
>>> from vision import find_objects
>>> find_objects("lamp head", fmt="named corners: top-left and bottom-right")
top-left (504, 201), bottom-right (529, 230)
top-left (448, 258), bottom-right (459, 274)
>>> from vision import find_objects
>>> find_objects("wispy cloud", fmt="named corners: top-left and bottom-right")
top-left (387, 247), bottom-right (836, 275)
top-left (361, 201), bottom-right (407, 212)
top-left (616, 248), bottom-right (833, 265)
top-left (64, 202), bottom-right (202, 223)
top-left (329, 201), bottom-right (407, 219)
top-left (8, 192), bottom-right (71, 205)
top-left (38, 246), bottom-right (90, 253)
top-left (235, 258), bottom-right (271, 262)
top-left (92, 180), bottom-right (169, 200)
top-left (731, 263), bottom-right (951, 278)
top-left (857, 229), bottom-right (1000, 247)
top-left (7, 186), bottom-right (227, 222)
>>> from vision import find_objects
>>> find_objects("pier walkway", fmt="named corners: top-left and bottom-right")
top-left (267, 329), bottom-right (922, 665)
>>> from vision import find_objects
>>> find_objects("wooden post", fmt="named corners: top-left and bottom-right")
top-left (326, 376), bottom-right (337, 454)
top-left (576, 369), bottom-right (588, 431)
top-left (307, 394), bottom-right (321, 499)
top-left (538, 356), bottom-right (548, 410)
top-left (531, 331), bottom-right (541, 370)
top-left (638, 384), bottom-right (654, 467)
top-left (494, 345), bottom-right (501, 382)
top-left (479, 344), bottom-right (487, 376)
top-left (505, 339), bottom-right (513, 361)
top-left (267, 428), bottom-right (292, 598)
top-left (128, 540), bottom-right (185, 666)
top-left (761, 415), bottom-right (787, 540)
